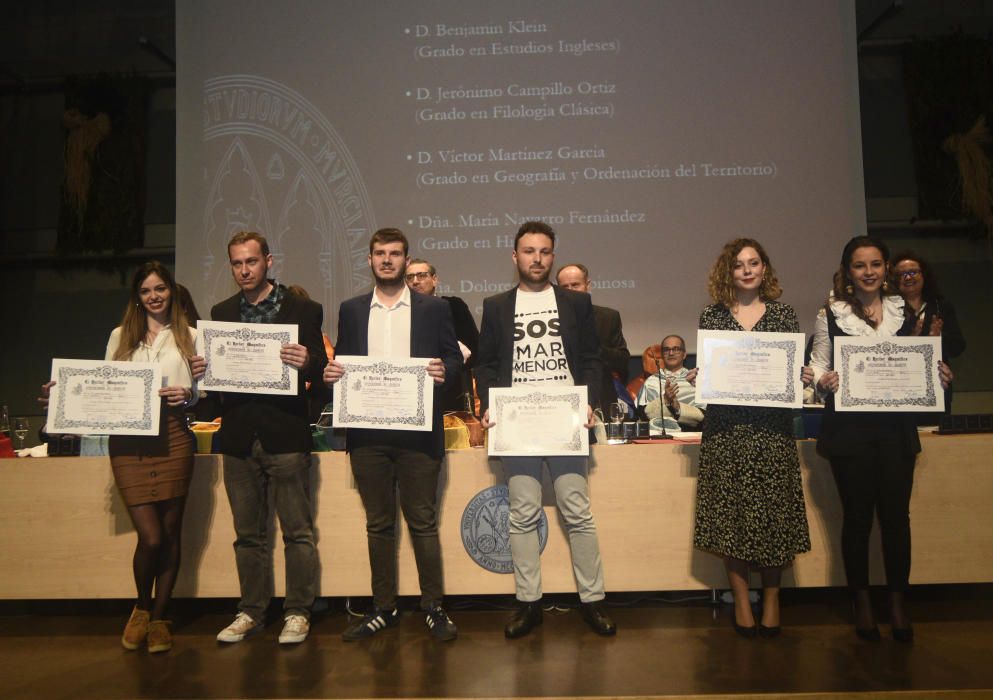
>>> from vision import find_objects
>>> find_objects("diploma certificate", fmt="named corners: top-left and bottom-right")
top-left (332, 356), bottom-right (433, 431)
top-left (196, 320), bottom-right (298, 395)
top-left (835, 336), bottom-right (943, 412)
top-left (488, 386), bottom-right (589, 457)
top-left (47, 358), bottom-right (162, 435)
top-left (695, 330), bottom-right (804, 409)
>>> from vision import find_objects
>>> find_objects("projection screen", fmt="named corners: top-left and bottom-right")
top-left (176, 0), bottom-right (865, 353)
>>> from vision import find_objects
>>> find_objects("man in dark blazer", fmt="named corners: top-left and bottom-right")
top-left (476, 221), bottom-right (616, 639)
top-left (405, 257), bottom-right (480, 413)
top-left (205, 231), bottom-right (328, 646)
top-left (555, 263), bottom-right (631, 413)
top-left (324, 228), bottom-right (462, 642)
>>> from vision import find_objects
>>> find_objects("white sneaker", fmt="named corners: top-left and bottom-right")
top-left (278, 614), bottom-right (310, 644)
top-left (216, 612), bottom-right (261, 643)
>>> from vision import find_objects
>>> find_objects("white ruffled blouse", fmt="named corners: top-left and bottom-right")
top-left (809, 293), bottom-right (906, 386)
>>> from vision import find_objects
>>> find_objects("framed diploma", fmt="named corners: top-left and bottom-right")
top-left (695, 330), bottom-right (805, 409)
top-left (332, 356), bottom-right (433, 431)
top-left (488, 386), bottom-right (589, 457)
top-left (196, 320), bottom-right (298, 395)
top-left (835, 336), bottom-right (943, 412)
top-left (47, 358), bottom-right (162, 436)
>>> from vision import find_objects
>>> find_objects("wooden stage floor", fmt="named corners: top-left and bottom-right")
top-left (3, 586), bottom-right (992, 700)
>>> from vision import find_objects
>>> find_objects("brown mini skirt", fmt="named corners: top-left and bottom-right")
top-left (110, 409), bottom-right (195, 506)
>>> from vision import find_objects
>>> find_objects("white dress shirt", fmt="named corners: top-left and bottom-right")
top-left (368, 285), bottom-right (412, 358)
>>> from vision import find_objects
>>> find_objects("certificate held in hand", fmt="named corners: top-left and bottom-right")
top-left (47, 358), bottom-right (162, 436)
top-left (488, 386), bottom-right (589, 457)
top-left (695, 330), bottom-right (805, 409)
top-left (332, 355), bottom-right (433, 431)
top-left (835, 336), bottom-right (944, 412)
top-left (196, 320), bottom-right (298, 396)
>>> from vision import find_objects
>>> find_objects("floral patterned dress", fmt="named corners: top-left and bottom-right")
top-left (693, 301), bottom-right (811, 567)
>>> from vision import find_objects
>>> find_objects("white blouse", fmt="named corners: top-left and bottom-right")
top-left (105, 326), bottom-right (198, 402)
top-left (809, 294), bottom-right (906, 386)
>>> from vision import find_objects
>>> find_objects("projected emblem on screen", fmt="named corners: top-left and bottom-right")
top-left (202, 75), bottom-right (375, 315)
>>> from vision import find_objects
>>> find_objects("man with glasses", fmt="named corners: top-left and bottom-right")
top-left (636, 335), bottom-right (705, 431)
top-left (405, 259), bottom-right (480, 413)
top-left (555, 263), bottom-right (630, 415)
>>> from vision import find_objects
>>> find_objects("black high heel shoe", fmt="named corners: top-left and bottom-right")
top-left (892, 626), bottom-right (914, 643)
top-left (856, 625), bottom-right (881, 641)
top-left (852, 589), bottom-right (879, 641)
top-left (758, 623), bottom-right (781, 638)
top-left (732, 610), bottom-right (757, 639)
top-left (889, 591), bottom-right (913, 643)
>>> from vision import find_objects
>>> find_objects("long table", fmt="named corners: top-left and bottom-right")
top-left (1, 434), bottom-right (991, 599)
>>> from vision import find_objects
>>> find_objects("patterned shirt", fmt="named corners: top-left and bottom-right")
top-left (239, 280), bottom-right (283, 324)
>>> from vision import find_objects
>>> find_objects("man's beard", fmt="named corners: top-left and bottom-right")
top-left (373, 262), bottom-right (406, 287)
top-left (519, 264), bottom-right (550, 285)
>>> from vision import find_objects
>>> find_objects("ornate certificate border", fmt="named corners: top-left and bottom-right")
top-left (836, 337), bottom-right (941, 412)
top-left (488, 386), bottom-right (588, 457)
top-left (197, 321), bottom-right (297, 395)
top-left (696, 330), bottom-right (804, 409)
top-left (335, 359), bottom-right (430, 430)
top-left (48, 359), bottom-right (161, 435)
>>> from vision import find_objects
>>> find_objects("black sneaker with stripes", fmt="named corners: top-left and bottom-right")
top-left (424, 605), bottom-right (457, 641)
top-left (342, 608), bottom-right (400, 641)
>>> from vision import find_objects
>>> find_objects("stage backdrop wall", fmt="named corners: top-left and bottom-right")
top-left (176, 0), bottom-right (865, 352)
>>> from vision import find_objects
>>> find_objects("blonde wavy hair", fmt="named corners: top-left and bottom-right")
top-left (707, 238), bottom-right (782, 308)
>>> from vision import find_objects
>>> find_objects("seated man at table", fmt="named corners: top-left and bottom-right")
top-left (635, 335), bottom-right (705, 432)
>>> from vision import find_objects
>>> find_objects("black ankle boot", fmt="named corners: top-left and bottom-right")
top-left (505, 600), bottom-right (543, 639)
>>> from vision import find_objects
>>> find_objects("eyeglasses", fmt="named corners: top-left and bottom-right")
top-left (661, 347), bottom-right (685, 354)
top-left (898, 269), bottom-right (921, 279)
top-left (404, 271), bottom-right (433, 282)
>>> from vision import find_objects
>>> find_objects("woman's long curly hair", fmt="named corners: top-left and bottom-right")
top-left (707, 238), bottom-right (782, 308)
top-left (113, 261), bottom-right (195, 361)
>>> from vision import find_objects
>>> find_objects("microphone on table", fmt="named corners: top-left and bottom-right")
top-left (649, 348), bottom-right (669, 439)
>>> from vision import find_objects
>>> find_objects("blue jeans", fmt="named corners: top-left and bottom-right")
top-left (222, 440), bottom-right (317, 620)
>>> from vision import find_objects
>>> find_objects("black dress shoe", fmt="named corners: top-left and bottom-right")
top-left (758, 624), bottom-right (781, 638)
top-left (580, 601), bottom-right (617, 636)
top-left (892, 626), bottom-right (914, 643)
top-left (505, 601), bottom-right (543, 639)
top-left (855, 625), bottom-right (881, 641)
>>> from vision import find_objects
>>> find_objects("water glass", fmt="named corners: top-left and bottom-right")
top-left (13, 417), bottom-right (29, 450)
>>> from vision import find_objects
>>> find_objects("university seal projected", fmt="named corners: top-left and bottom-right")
top-left (461, 485), bottom-right (549, 574)
top-left (695, 330), bottom-right (804, 409)
top-left (196, 320), bottom-right (298, 395)
top-left (332, 355), bottom-right (433, 431)
top-left (835, 336), bottom-right (943, 412)
top-left (488, 386), bottom-right (589, 457)
top-left (47, 358), bottom-right (162, 436)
